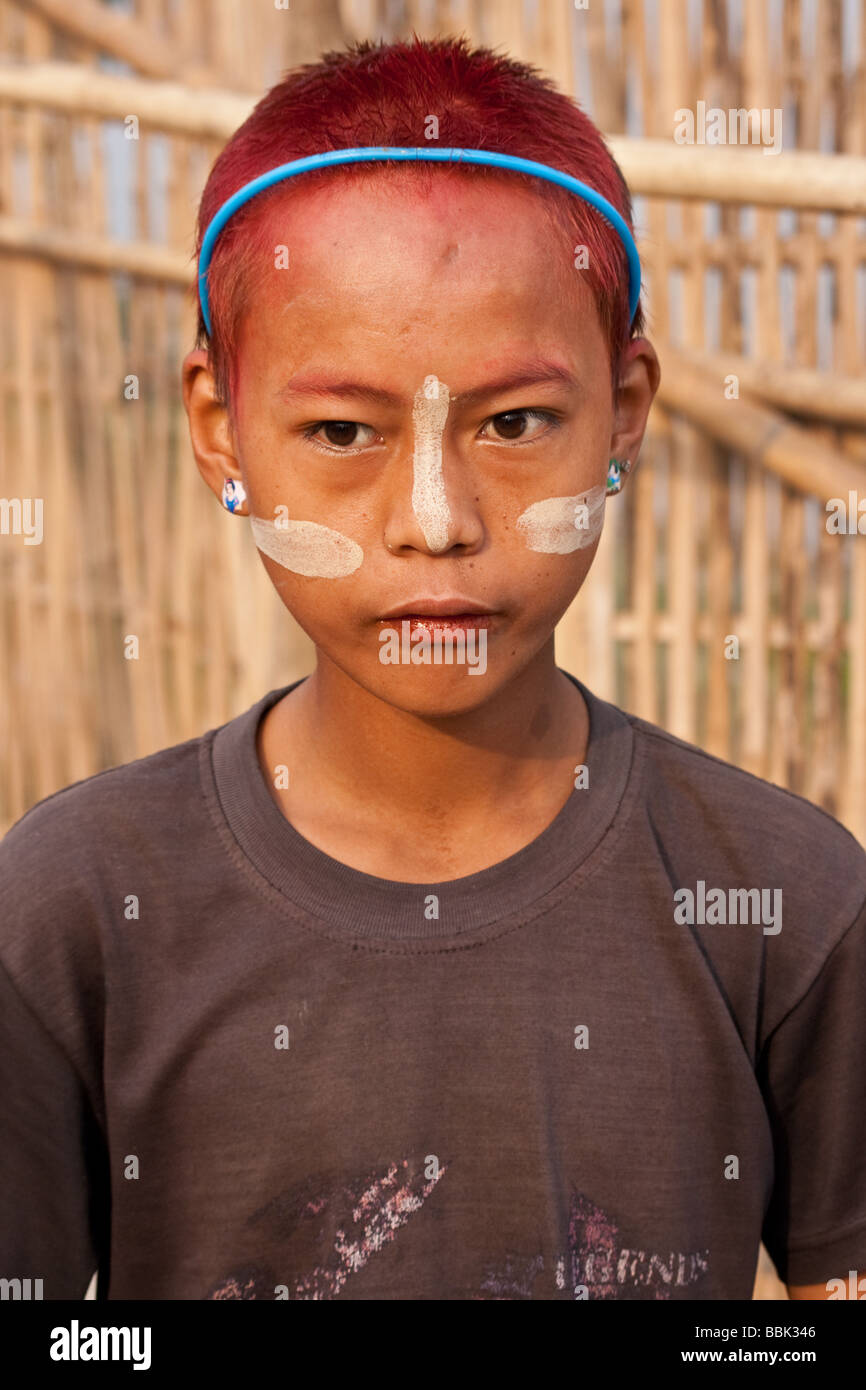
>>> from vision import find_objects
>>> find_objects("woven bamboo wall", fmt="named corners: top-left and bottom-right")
top-left (2, 0), bottom-right (865, 840)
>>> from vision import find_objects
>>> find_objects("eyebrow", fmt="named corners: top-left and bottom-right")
top-left (273, 359), bottom-right (579, 409)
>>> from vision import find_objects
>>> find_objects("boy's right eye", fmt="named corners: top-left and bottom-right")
top-left (302, 421), bottom-right (379, 453)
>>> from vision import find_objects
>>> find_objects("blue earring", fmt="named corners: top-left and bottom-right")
top-left (606, 458), bottom-right (631, 494)
top-left (221, 477), bottom-right (247, 513)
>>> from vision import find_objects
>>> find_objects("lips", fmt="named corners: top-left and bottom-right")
top-left (391, 615), bottom-right (492, 633)
top-left (380, 598), bottom-right (494, 620)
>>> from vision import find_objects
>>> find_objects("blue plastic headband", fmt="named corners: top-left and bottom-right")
top-left (197, 145), bottom-right (642, 338)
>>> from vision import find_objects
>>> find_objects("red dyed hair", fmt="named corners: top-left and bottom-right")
top-left (192, 33), bottom-right (643, 414)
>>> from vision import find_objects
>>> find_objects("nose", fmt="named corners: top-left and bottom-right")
top-left (382, 374), bottom-right (485, 557)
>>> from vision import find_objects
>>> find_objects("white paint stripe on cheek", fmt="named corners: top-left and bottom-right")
top-left (249, 515), bottom-right (363, 577)
top-left (411, 375), bottom-right (452, 551)
top-left (515, 484), bottom-right (607, 553)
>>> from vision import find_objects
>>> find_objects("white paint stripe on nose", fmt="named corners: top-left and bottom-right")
top-left (411, 374), bottom-right (452, 551)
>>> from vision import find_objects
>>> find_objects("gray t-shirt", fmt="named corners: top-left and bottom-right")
top-left (1, 670), bottom-right (865, 1300)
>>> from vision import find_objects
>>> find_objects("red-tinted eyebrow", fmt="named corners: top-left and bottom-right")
top-left (274, 359), bottom-right (578, 409)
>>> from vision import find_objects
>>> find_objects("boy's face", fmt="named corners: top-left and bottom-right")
top-left (184, 175), bottom-right (658, 715)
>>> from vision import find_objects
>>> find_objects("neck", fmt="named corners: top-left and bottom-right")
top-left (269, 643), bottom-right (588, 827)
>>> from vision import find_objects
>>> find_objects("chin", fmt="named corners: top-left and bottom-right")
top-left (362, 666), bottom-right (502, 719)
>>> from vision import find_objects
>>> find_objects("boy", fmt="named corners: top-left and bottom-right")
top-left (1, 35), bottom-right (864, 1301)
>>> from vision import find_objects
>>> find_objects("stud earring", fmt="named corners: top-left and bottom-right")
top-left (606, 458), bottom-right (632, 495)
top-left (221, 477), bottom-right (247, 513)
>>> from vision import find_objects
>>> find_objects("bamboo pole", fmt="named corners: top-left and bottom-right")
top-left (667, 414), bottom-right (699, 743)
top-left (849, 540), bottom-right (866, 843)
top-left (0, 216), bottom-right (190, 280)
top-left (0, 61), bottom-right (254, 136)
top-left (606, 137), bottom-right (866, 216)
top-left (631, 439), bottom-right (657, 722)
top-left (809, 514), bottom-right (845, 814)
top-left (678, 349), bottom-right (866, 427)
top-left (12, 0), bottom-right (213, 85)
top-left (161, 146), bottom-right (190, 738)
top-left (777, 485), bottom-right (808, 793)
top-left (741, 461), bottom-right (769, 778)
top-left (656, 347), bottom-right (866, 502)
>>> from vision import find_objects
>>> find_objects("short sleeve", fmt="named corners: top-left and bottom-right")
top-left (0, 957), bottom-right (109, 1299)
top-left (758, 897), bottom-right (866, 1286)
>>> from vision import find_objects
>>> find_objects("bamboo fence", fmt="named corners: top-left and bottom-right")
top-left (2, 0), bottom-right (866, 1303)
top-left (1, 0), bottom-right (864, 831)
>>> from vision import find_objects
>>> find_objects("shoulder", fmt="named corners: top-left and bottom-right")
top-left (0, 729), bottom-right (207, 871)
top-left (620, 706), bottom-right (866, 955)
top-left (0, 725), bottom-right (218, 987)
top-left (0, 726), bottom-right (220, 1059)
top-left (629, 710), bottom-right (865, 865)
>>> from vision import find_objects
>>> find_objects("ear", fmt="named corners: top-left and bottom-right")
top-left (608, 337), bottom-right (661, 485)
top-left (181, 349), bottom-right (247, 514)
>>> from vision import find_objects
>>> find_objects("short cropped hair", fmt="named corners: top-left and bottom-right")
top-left (192, 33), bottom-right (644, 416)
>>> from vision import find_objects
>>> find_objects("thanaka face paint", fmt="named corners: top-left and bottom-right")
top-left (249, 375), bottom-right (452, 575)
top-left (411, 375), bottom-right (452, 551)
top-left (249, 513), bottom-right (363, 577)
top-left (515, 484), bottom-right (607, 553)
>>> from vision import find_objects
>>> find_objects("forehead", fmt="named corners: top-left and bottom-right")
top-left (232, 169), bottom-right (603, 386)
top-left (248, 168), bottom-right (594, 298)
top-left (257, 165), bottom-right (562, 258)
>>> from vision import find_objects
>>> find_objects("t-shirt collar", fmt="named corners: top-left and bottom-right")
top-left (205, 669), bottom-right (636, 943)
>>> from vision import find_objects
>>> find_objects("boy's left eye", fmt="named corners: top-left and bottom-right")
top-left (479, 409), bottom-right (559, 443)
top-left (302, 409), bottom-right (559, 454)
